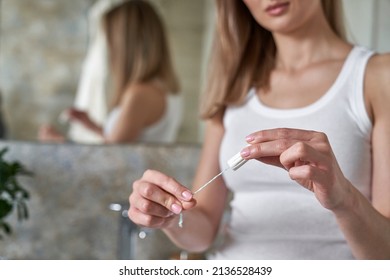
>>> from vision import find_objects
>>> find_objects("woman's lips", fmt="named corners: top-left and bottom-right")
top-left (265, 2), bottom-right (290, 16)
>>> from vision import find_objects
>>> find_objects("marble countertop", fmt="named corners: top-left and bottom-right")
top-left (0, 140), bottom-right (201, 259)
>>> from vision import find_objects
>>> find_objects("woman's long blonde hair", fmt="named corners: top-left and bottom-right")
top-left (103, 0), bottom-right (180, 108)
top-left (201, 0), bottom-right (346, 119)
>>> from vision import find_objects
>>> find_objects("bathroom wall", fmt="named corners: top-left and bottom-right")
top-left (2, 0), bottom-right (389, 144)
top-left (0, 140), bottom-right (202, 259)
top-left (343, 0), bottom-right (390, 52)
top-left (0, 0), bottom-right (93, 141)
top-left (0, 0), bottom-right (208, 143)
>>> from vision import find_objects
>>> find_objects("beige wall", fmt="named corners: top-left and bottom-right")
top-left (0, 0), bottom-right (208, 143)
top-left (343, 0), bottom-right (390, 52)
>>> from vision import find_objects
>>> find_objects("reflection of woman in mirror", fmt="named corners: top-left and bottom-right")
top-left (128, 0), bottom-right (390, 259)
top-left (39, 0), bottom-right (182, 144)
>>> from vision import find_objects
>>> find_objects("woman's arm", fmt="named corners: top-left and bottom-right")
top-left (241, 126), bottom-right (390, 259)
top-left (332, 53), bottom-right (390, 259)
top-left (239, 54), bottom-right (390, 259)
top-left (128, 113), bottom-right (229, 252)
top-left (163, 113), bottom-right (229, 252)
top-left (105, 84), bottom-right (166, 143)
top-left (66, 83), bottom-right (166, 143)
top-left (37, 124), bottom-right (66, 143)
top-left (66, 108), bottom-right (104, 136)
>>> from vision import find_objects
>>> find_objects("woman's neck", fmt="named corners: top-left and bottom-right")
top-left (272, 15), bottom-right (350, 72)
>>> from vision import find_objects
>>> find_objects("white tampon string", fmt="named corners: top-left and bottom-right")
top-left (178, 213), bottom-right (183, 228)
top-left (194, 151), bottom-right (248, 195)
top-left (178, 151), bottom-right (248, 228)
top-left (193, 167), bottom-right (229, 194)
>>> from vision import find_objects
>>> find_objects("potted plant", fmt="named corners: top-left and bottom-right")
top-left (0, 147), bottom-right (32, 239)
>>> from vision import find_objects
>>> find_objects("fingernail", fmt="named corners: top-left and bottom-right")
top-left (181, 190), bottom-right (192, 200)
top-left (171, 204), bottom-right (182, 214)
top-left (240, 148), bottom-right (250, 157)
top-left (246, 135), bottom-right (254, 142)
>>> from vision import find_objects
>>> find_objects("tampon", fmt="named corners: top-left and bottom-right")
top-left (178, 151), bottom-right (248, 228)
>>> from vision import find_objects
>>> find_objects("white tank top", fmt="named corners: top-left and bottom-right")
top-left (211, 46), bottom-right (374, 260)
top-left (104, 94), bottom-right (183, 143)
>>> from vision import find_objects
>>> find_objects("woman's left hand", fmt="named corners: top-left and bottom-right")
top-left (37, 124), bottom-right (66, 143)
top-left (240, 128), bottom-right (353, 211)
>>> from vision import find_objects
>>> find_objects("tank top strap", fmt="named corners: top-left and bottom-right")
top-left (346, 46), bottom-right (375, 137)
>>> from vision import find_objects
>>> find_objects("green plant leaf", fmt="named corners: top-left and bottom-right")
top-left (0, 147), bottom-right (32, 238)
top-left (0, 147), bottom-right (8, 158)
top-left (0, 221), bottom-right (12, 234)
top-left (0, 199), bottom-right (13, 219)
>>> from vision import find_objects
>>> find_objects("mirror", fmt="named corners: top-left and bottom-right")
top-left (0, 0), bottom-right (216, 144)
top-left (1, 0), bottom-right (389, 144)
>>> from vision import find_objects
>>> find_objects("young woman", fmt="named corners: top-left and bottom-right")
top-left (128, 0), bottom-right (390, 259)
top-left (39, 0), bottom-right (182, 144)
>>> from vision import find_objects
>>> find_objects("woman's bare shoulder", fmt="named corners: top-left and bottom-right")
top-left (366, 53), bottom-right (390, 118)
top-left (366, 53), bottom-right (390, 93)
top-left (126, 82), bottom-right (166, 96)
top-left (367, 52), bottom-right (390, 82)
top-left (121, 82), bottom-right (166, 105)
top-left (119, 82), bottom-right (167, 126)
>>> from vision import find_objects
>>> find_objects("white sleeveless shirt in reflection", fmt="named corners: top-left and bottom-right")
top-left (211, 46), bottom-right (374, 259)
top-left (104, 94), bottom-right (183, 143)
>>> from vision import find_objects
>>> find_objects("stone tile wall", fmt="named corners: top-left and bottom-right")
top-left (0, 0), bottom-right (209, 143)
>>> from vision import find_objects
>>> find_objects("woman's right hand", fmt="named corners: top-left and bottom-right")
top-left (128, 169), bottom-right (196, 229)
top-left (62, 108), bottom-right (103, 136)
top-left (64, 108), bottom-right (93, 128)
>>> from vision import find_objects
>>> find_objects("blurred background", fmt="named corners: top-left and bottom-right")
top-left (0, 0), bottom-right (389, 144)
top-left (0, 0), bottom-right (390, 261)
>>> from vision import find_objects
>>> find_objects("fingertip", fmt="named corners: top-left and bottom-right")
top-left (182, 199), bottom-right (197, 210)
top-left (245, 135), bottom-right (255, 143)
top-left (181, 190), bottom-right (193, 201)
top-left (171, 203), bottom-right (182, 214)
top-left (240, 147), bottom-right (250, 158)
